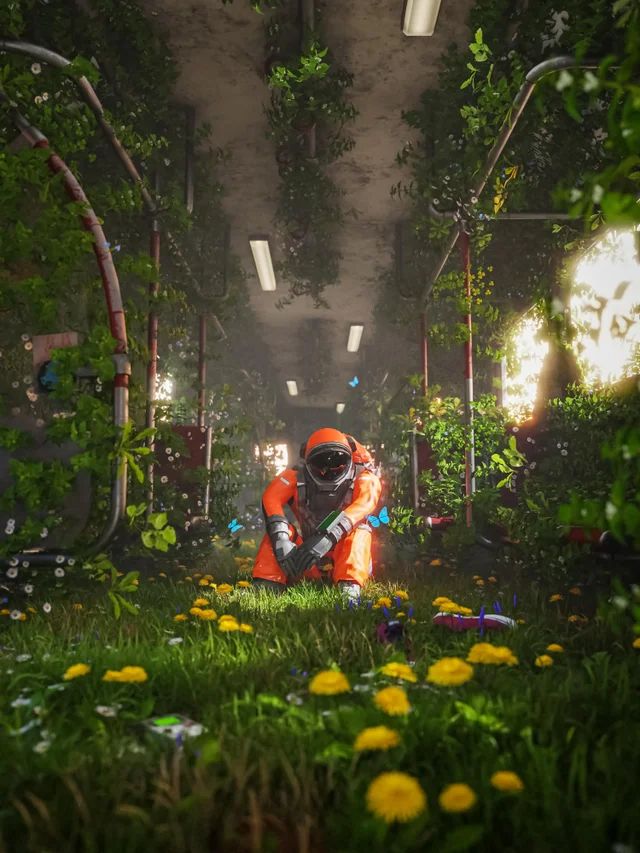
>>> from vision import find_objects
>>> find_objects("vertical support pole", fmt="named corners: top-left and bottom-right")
top-left (197, 314), bottom-right (207, 427)
top-left (146, 172), bottom-right (161, 513)
top-left (184, 106), bottom-right (195, 215)
top-left (420, 311), bottom-right (429, 396)
top-left (409, 429), bottom-right (419, 512)
top-left (203, 426), bottom-right (213, 518)
top-left (460, 228), bottom-right (476, 528)
top-left (494, 356), bottom-right (507, 407)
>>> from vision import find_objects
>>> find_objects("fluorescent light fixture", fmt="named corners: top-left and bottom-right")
top-left (336, 402), bottom-right (345, 414)
top-left (347, 324), bottom-right (364, 353)
top-left (286, 380), bottom-right (298, 396)
top-left (249, 238), bottom-right (276, 291)
top-left (402, 0), bottom-right (442, 36)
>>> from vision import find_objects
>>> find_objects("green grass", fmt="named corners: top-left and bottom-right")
top-left (0, 549), bottom-right (639, 853)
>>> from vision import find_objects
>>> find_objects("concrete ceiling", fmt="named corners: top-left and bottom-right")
top-left (142, 0), bottom-right (473, 418)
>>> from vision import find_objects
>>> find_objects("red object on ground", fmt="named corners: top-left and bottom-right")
top-left (433, 612), bottom-right (517, 631)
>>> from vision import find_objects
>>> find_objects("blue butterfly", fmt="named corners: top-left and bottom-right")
top-left (348, 376), bottom-right (359, 388)
top-left (367, 506), bottom-right (389, 528)
top-left (227, 518), bottom-right (243, 534)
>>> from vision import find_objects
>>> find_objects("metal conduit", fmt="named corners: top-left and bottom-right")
top-left (0, 41), bottom-right (228, 324)
top-left (0, 92), bottom-right (130, 565)
top-left (420, 55), bottom-right (600, 310)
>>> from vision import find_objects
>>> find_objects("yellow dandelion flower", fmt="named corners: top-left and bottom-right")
top-left (27, 607), bottom-right (37, 614)
top-left (102, 666), bottom-right (148, 683)
top-left (218, 618), bottom-right (240, 632)
top-left (568, 614), bottom-right (588, 624)
top-left (309, 670), bottom-right (351, 695)
top-left (568, 586), bottom-right (582, 596)
top-left (17, 613), bottom-right (27, 621)
top-left (438, 783), bottom-right (477, 813)
top-left (488, 576), bottom-right (497, 583)
top-left (237, 581), bottom-right (251, 588)
top-left (438, 601), bottom-right (473, 615)
top-left (396, 612), bottom-right (406, 618)
top-left (63, 663), bottom-right (91, 681)
top-left (174, 613), bottom-right (188, 622)
top-left (204, 574), bottom-right (214, 580)
top-left (475, 579), bottom-right (485, 586)
top-left (193, 573), bottom-right (202, 578)
top-left (158, 572), bottom-right (167, 578)
top-left (466, 643), bottom-right (518, 666)
top-left (427, 657), bottom-right (474, 687)
top-left (354, 725), bottom-right (401, 752)
top-left (184, 576), bottom-right (192, 582)
top-left (375, 597), bottom-right (393, 609)
top-left (379, 662), bottom-right (417, 683)
top-left (373, 686), bottom-right (411, 716)
top-left (490, 771), bottom-right (524, 793)
top-left (394, 590), bottom-right (410, 600)
top-left (216, 583), bottom-right (234, 595)
top-left (535, 654), bottom-right (554, 668)
top-left (429, 558), bottom-right (442, 566)
top-left (0, 609), bottom-right (9, 616)
top-left (239, 623), bottom-right (254, 633)
top-left (189, 606), bottom-right (203, 616)
top-left (546, 643), bottom-right (564, 653)
top-left (72, 603), bottom-right (83, 611)
top-left (192, 598), bottom-right (209, 607)
top-left (366, 772), bottom-right (427, 823)
top-left (432, 596), bottom-right (452, 606)
top-left (633, 637), bottom-right (640, 649)
top-left (548, 594), bottom-right (563, 603)
top-left (196, 609), bottom-right (217, 621)
top-left (472, 575), bottom-right (481, 580)
top-left (198, 579), bottom-right (210, 587)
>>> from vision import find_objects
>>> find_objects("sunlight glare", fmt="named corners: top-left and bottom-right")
top-left (503, 314), bottom-right (549, 422)
top-left (571, 230), bottom-right (640, 386)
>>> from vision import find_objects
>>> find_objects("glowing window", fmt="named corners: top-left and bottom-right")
top-left (571, 230), bottom-right (640, 386)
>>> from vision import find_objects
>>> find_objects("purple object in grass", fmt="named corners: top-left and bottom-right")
top-left (493, 600), bottom-right (502, 614)
top-left (290, 667), bottom-right (298, 676)
top-left (513, 592), bottom-right (517, 609)
top-left (366, 601), bottom-right (373, 609)
top-left (479, 605), bottom-right (486, 637)
top-left (382, 606), bottom-right (390, 618)
top-left (395, 596), bottom-right (402, 608)
top-left (408, 606), bottom-right (414, 619)
top-left (175, 732), bottom-right (183, 748)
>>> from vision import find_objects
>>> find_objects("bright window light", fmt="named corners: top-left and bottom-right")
top-left (336, 402), bottom-right (345, 414)
top-left (347, 324), bottom-right (364, 353)
top-left (504, 314), bottom-right (549, 423)
top-left (262, 442), bottom-right (289, 475)
top-left (402, 0), bottom-right (442, 36)
top-left (156, 374), bottom-right (174, 401)
top-left (249, 239), bottom-right (276, 291)
top-left (286, 380), bottom-right (298, 396)
top-left (571, 230), bottom-right (640, 386)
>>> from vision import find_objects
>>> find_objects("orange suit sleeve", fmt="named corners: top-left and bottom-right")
top-left (261, 468), bottom-right (297, 518)
top-left (343, 471), bottom-right (382, 528)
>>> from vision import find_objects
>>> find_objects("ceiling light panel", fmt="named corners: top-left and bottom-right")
top-left (249, 239), bottom-right (277, 291)
top-left (402, 0), bottom-right (442, 36)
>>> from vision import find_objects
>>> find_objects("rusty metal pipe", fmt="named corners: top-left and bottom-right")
top-left (0, 93), bottom-right (129, 564)
top-left (420, 56), bottom-right (600, 309)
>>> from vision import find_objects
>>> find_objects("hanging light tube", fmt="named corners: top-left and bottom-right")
top-left (249, 239), bottom-right (277, 291)
top-left (286, 380), bottom-right (299, 396)
top-left (402, 0), bottom-right (442, 36)
top-left (347, 324), bottom-right (364, 353)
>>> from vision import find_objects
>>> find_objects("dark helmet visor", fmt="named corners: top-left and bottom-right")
top-left (308, 449), bottom-right (351, 482)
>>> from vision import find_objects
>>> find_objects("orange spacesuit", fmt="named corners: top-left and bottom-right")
top-left (253, 428), bottom-right (382, 593)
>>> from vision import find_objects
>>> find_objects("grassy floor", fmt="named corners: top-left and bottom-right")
top-left (1, 545), bottom-right (639, 853)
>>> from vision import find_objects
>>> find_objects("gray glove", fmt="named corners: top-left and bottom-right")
top-left (295, 532), bottom-right (334, 574)
top-left (273, 534), bottom-right (301, 579)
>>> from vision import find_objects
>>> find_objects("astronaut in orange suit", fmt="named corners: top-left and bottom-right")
top-left (253, 428), bottom-right (382, 598)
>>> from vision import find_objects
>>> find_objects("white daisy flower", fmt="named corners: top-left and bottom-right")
top-left (33, 740), bottom-right (51, 754)
top-left (7, 568), bottom-right (18, 579)
top-left (16, 653), bottom-right (31, 662)
top-left (31, 63), bottom-right (41, 74)
top-left (42, 603), bottom-right (52, 613)
top-left (24, 584), bottom-right (34, 594)
top-left (10, 610), bottom-right (22, 620)
top-left (54, 567), bottom-right (65, 578)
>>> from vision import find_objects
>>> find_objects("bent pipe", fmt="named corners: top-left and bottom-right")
top-left (0, 94), bottom-right (130, 566)
top-left (0, 41), bottom-right (228, 323)
top-left (420, 55), bottom-right (600, 310)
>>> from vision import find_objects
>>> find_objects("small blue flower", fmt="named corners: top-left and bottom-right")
top-left (382, 606), bottom-right (390, 618)
top-left (512, 592), bottom-right (517, 609)
top-left (493, 600), bottom-right (502, 614)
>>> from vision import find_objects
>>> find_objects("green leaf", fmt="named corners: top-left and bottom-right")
top-left (440, 824), bottom-right (485, 853)
top-left (150, 512), bottom-right (168, 530)
top-left (108, 590), bottom-right (121, 619)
